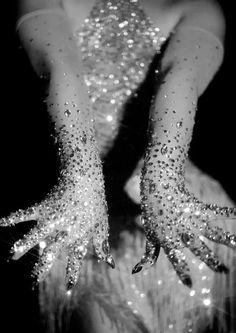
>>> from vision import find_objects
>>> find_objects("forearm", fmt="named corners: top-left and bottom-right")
top-left (147, 66), bottom-right (197, 172)
top-left (18, 9), bottom-right (100, 170)
top-left (17, 9), bottom-right (106, 208)
top-left (144, 27), bottom-right (224, 180)
top-left (47, 64), bottom-right (96, 166)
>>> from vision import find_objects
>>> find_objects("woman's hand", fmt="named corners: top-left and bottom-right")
top-left (132, 158), bottom-right (236, 288)
top-left (0, 137), bottom-right (114, 291)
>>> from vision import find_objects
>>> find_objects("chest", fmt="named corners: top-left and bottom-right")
top-left (63, 0), bottom-right (180, 154)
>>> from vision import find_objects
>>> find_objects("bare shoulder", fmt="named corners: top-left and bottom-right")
top-left (168, 0), bottom-right (226, 41)
top-left (17, 0), bottom-right (63, 18)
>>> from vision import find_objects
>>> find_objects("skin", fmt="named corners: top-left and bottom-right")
top-left (1, 0), bottom-right (235, 293)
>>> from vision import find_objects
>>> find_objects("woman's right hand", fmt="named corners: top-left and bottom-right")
top-left (0, 143), bottom-right (114, 291)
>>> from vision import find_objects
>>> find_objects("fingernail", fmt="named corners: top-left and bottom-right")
top-left (181, 233), bottom-right (191, 245)
top-left (132, 262), bottom-right (143, 274)
top-left (102, 240), bottom-right (110, 254)
top-left (106, 256), bottom-right (115, 269)
top-left (217, 264), bottom-right (229, 274)
top-left (11, 250), bottom-right (24, 260)
top-left (66, 280), bottom-right (74, 292)
top-left (182, 275), bottom-right (192, 288)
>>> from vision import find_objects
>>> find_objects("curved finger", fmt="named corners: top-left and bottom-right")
top-left (32, 231), bottom-right (68, 283)
top-left (182, 233), bottom-right (229, 273)
top-left (203, 225), bottom-right (236, 249)
top-left (65, 239), bottom-right (88, 291)
top-left (93, 237), bottom-right (115, 269)
top-left (11, 221), bottom-right (56, 260)
top-left (200, 204), bottom-right (236, 222)
top-left (0, 206), bottom-right (38, 227)
top-left (163, 245), bottom-right (192, 288)
top-left (132, 239), bottom-right (160, 274)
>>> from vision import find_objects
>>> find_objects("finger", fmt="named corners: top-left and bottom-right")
top-left (200, 204), bottom-right (236, 222)
top-left (182, 233), bottom-right (229, 273)
top-left (92, 217), bottom-right (115, 269)
top-left (93, 237), bottom-right (115, 269)
top-left (65, 239), bottom-right (88, 291)
top-left (132, 239), bottom-right (160, 274)
top-left (0, 206), bottom-right (38, 227)
top-left (11, 221), bottom-right (56, 260)
top-left (203, 225), bottom-right (236, 249)
top-left (32, 231), bottom-right (68, 283)
top-left (163, 245), bottom-right (192, 288)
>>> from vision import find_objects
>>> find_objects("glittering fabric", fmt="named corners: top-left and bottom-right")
top-left (40, 161), bottom-right (236, 333)
top-left (1, 1), bottom-right (235, 332)
top-left (74, 0), bottom-right (166, 153)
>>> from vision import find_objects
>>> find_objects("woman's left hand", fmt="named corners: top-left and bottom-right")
top-left (132, 164), bottom-right (236, 287)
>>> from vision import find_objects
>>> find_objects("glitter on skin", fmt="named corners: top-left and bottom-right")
top-left (75, 0), bottom-right (166, 154)
top-left (0, 0), bottom-right (235, 302)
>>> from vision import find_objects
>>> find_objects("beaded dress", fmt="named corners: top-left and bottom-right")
top-left (36, 1), bottom-right (236, 333)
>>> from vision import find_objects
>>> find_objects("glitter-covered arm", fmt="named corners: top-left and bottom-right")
top-left (132, 26), bottom-right (236, 287)
top-left (0, 10), bottom-right (114, 290)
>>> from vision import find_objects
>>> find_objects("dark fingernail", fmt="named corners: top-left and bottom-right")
top-left (132, 262), bottom-right (143, 274)
top-left (107, 256), bottom-right (115, 269)
top-left (102, 240), bottom-right (110, 254)
top-left (181, 233), bottom-right (191, 244)
top-left (182, 275), bottom-right (192, 288)
top-left (217, 264), bottom-right (229, 274)
top-left (66, 280), bottom-right (74, 292)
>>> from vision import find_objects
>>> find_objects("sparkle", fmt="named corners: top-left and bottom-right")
top-left (203, 298), bottom-right (211, 307)
top-left (189, 290), bottom-right (196, 296)
top-left (201, 288), bottom-right (210, 294)
top-left (39, 241), bottom-right (47, 249)
top-left (75, 0), bottom-right (164, 152)
top-left (199, 263), bottom-right (205, 270)
top-left (66, 290), bottom-right (72, 297)
top-left (106, 115), bottom-right (113, 122)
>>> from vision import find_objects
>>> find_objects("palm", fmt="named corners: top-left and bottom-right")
top-left (0, 172), bottom-right (114, 291)
top-left (133, 168), bottom-right (236, 287)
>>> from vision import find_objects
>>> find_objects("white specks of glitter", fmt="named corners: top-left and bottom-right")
top-left (74, 0), bottom-right (164, 151)
top-left (106, 115), bottom-right (113, 122)
top-left (167, 195), bottom-right (173, 201)
top-left (176, 121), bottom-right (183, 129)
top-left (46, 253), bottom-right (54, 262)
top-left (39, 241), bottom-right (47, 249)
top-left (15, 245), bottom-right (24, 253)
top-left (199, 263), bottom-right (205, 270)
top-left (183, 207), bottom-right (191, 214)
top-left (119, 20), bottom-right (128, 28)
top-left (189, 290), bottom-right (196, 297)
top-left (161, 144), bottom-right (168, 155)
top-left (194, 210), bottom-right (201, 217)
top-left (201, 288), bottom-right (210, 294)
top-left (64, 109), bottom-right (71, 117)
top-left (66, 290), bottom-right (72, 297)
top-left (203, 298), bottom-right (211, 307)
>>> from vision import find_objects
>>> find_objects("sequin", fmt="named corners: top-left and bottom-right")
top-left (75, 0), bottom-right (166, 153)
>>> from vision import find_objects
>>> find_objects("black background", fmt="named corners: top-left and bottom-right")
top-left (0, 1), bottom-right (235, 333)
